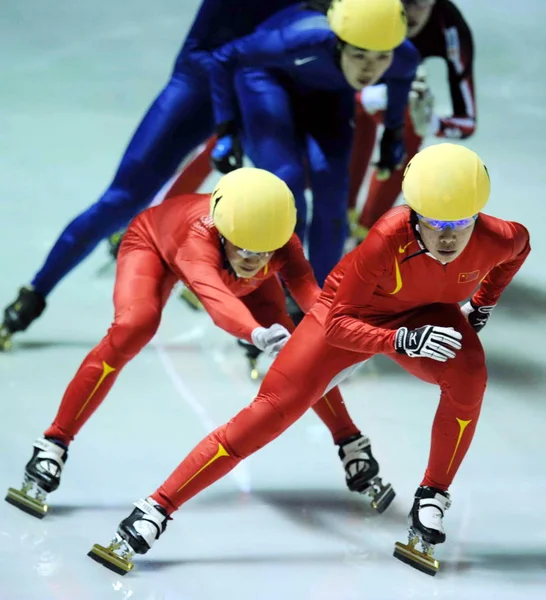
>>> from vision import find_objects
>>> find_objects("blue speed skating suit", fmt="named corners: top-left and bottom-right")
top-left (31, 0), bottom-right (298, 296)
top-left (209, 5), bottom-right (419, 284)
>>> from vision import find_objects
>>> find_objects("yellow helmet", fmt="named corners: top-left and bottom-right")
top-left (402, 143), bottom-right (491, 220)
top-left (210, 168), bottom-right (297, 252)
top-left (328, 0), bottom-right (407, 51)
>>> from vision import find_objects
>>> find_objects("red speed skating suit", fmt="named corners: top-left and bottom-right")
top-left (149, 206), bottom-right (530, 514)
top-left (349, 0), bottom-right (476, 229)
top-left (44, 194), bottom-right (359, 446)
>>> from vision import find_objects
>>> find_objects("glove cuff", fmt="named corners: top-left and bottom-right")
top-left (394, 327), bottom-right (407, 354)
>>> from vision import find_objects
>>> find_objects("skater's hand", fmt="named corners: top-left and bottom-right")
top-left (211, 135), bottom-right (243, 174)
top-left (375, 126), bottom-right (405, 181)
top-left (359, 83), bottom-right (388, 115)
top-left (394, 325), bottom-right (462, 362)
top-left (460, 301), bottom-right (495, 333)
top-left (408, 65), bottom-right (435, 138)
top-left (251, 324), bottom-right (291, 358)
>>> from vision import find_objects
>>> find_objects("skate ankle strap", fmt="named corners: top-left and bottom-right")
top-left (34, 438), bottom-right (66, 466)
top-left (133, 498), bottom-right (167, 526)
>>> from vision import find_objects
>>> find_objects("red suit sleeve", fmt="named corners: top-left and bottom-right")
top-left (277, 235), bottom-right (321, 313)
top-left (472, 222), bottom-right (531, 307)
top-left (172, 236), bottom-right (261, 342)
top-left (324, 229), bottom-right (397, 354)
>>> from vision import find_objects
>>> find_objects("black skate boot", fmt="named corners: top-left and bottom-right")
top-left (338, 434), bottom-right (395, 513)
top-left (0, 286), bottom-right (46, 350)
top-left (106, 229), bottom-right (126, 259)
top-left (89, 497), bottom-right (169, 575)
top-left (5, 437), bottom-right (68, 518)
top-left (237, 339), bottom-right (262, 380)
top-left (393, 486), bottom-right (451, 576)
top-left (179, 286), bottom-right (204, 311)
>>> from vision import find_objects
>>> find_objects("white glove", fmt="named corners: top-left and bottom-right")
top-left (360, 84), bottom-right (388, 114)
top-left (408, 65), bottom-right (435, 137)
top-left (251, 324), bottom-right (291, 358)
top-left (394, 325), bottom-right (462, 362)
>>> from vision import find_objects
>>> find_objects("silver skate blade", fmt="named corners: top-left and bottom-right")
top-left (370, 484), bottom-right (396, 514)
top-left (179, 288), bottom-right (204, 311)
top-left (88, 543), bottom-right (134, 576)
top-left (0, 328), bottom-right (13, 351)
top-left (249, 358), bottom-right (259, 381)
top-left (393, 541), bottom-right (439, 576)
top-left (5, 488), bottom-right (48, 519)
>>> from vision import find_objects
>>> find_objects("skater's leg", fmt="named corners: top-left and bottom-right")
top-left (151, 315), bottom-right (360, 513)
top-left (243, 277), bottom-right (361, 443)
top-left (348, 106), bottom-right (379, 214)
top-left (394, 304), bottom-right (486, 490)
top-left (31, 67), bottom-right (213, 298)
top-left (305, 91), bottom-right (354, 284)
top-left (359, 111), bottom-right (422, 229)
top-left (236, 69), bottom-right (308, 244)
top-left (164, 136), bottom-right (217, 199)
top-left (44, 230), bottom-right (176, 445)
top-left (392, 303), bottom-right (486, 573)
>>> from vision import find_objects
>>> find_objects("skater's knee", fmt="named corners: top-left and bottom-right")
top-left (109, 304), bottom-right (161, 358)
top-left (442, 345), bottom-right (487, 410)
top-left (224, 394), bottom-right (297, 458)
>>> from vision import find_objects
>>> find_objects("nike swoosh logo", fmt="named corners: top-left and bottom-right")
top-left (389, 258), bottom-right (403, 295)
top-left (398, 241), bottom-right (413, 254)
top-left (294, 56), bottom-right (317, 66)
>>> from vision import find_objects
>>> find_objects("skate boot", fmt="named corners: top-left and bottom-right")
top-left (0, 286), bottom-right (46, 350)
top-left (393, 486), bottom-right (451, 576)
top-left (237, 339), bottom-right (262, 380)
top-left (88, 497), bottom-right (169, 575)
top-left (179, 286), bottom-right (204, 311)
top-left (338, 434), bottom-right (395, 513)
top-left (106, 229), bottom-right (126, 259)
top-left (5, 437), bottom-right (68, 518)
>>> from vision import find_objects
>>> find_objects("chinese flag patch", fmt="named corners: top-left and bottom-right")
top-left (458, 270), bottom-right (480, 283)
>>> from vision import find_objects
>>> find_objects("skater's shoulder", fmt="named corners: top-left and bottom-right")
top-left (373, 206), bottom-right (413, 240)
top-left (474, 213), bottom-right (530, 248)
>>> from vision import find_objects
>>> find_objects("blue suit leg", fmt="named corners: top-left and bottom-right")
top-left (234, 68), bottom-right (308, 244)
top-left (32, 62), bottom-right (213, 297)
top-left (303, 91), bottom-right (354, 285)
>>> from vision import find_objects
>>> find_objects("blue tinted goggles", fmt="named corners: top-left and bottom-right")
top-left (417, 214), bottom-right (478, 232)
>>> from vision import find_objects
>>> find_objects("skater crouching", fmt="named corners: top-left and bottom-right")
top-left (6, 168), bottom-right (394, 528)
top-left (88, 144), bottom-right (529, 577)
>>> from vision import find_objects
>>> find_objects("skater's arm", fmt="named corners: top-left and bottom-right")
top-left (209, 26), bottom-right (328, 125)
top-left (382, 40), bottom-right (419, 130)
top-left (471, 222), bottom-right (531, 307)
top-left (278, 235), bottom-right (321, 313)
top-left (174, 248), bottom-right (261, 342)
top-left (435, 5), bottom-right (476, 138)
top-left (324, 230), bottom-right (397, 354)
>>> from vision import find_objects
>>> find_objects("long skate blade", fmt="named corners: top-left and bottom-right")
top-left (88, 543), bottom-right (134, 576)
top-left (5, 488), bottom-right (48, 519)
top-left (179, 289), bottom-right (204, 311)
top-left (393, 541), bottom-right (439, 576)
top-left (371, 485), bottom-right (396, 514)
top-left (0, 328), bottom-right (13, 351)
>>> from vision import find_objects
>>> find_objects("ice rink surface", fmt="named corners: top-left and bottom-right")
top-left (1, 1), bottom-right (546, 598)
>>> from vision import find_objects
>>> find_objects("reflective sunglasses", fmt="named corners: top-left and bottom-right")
top-left (417, 214), bottom-right (478, 232)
